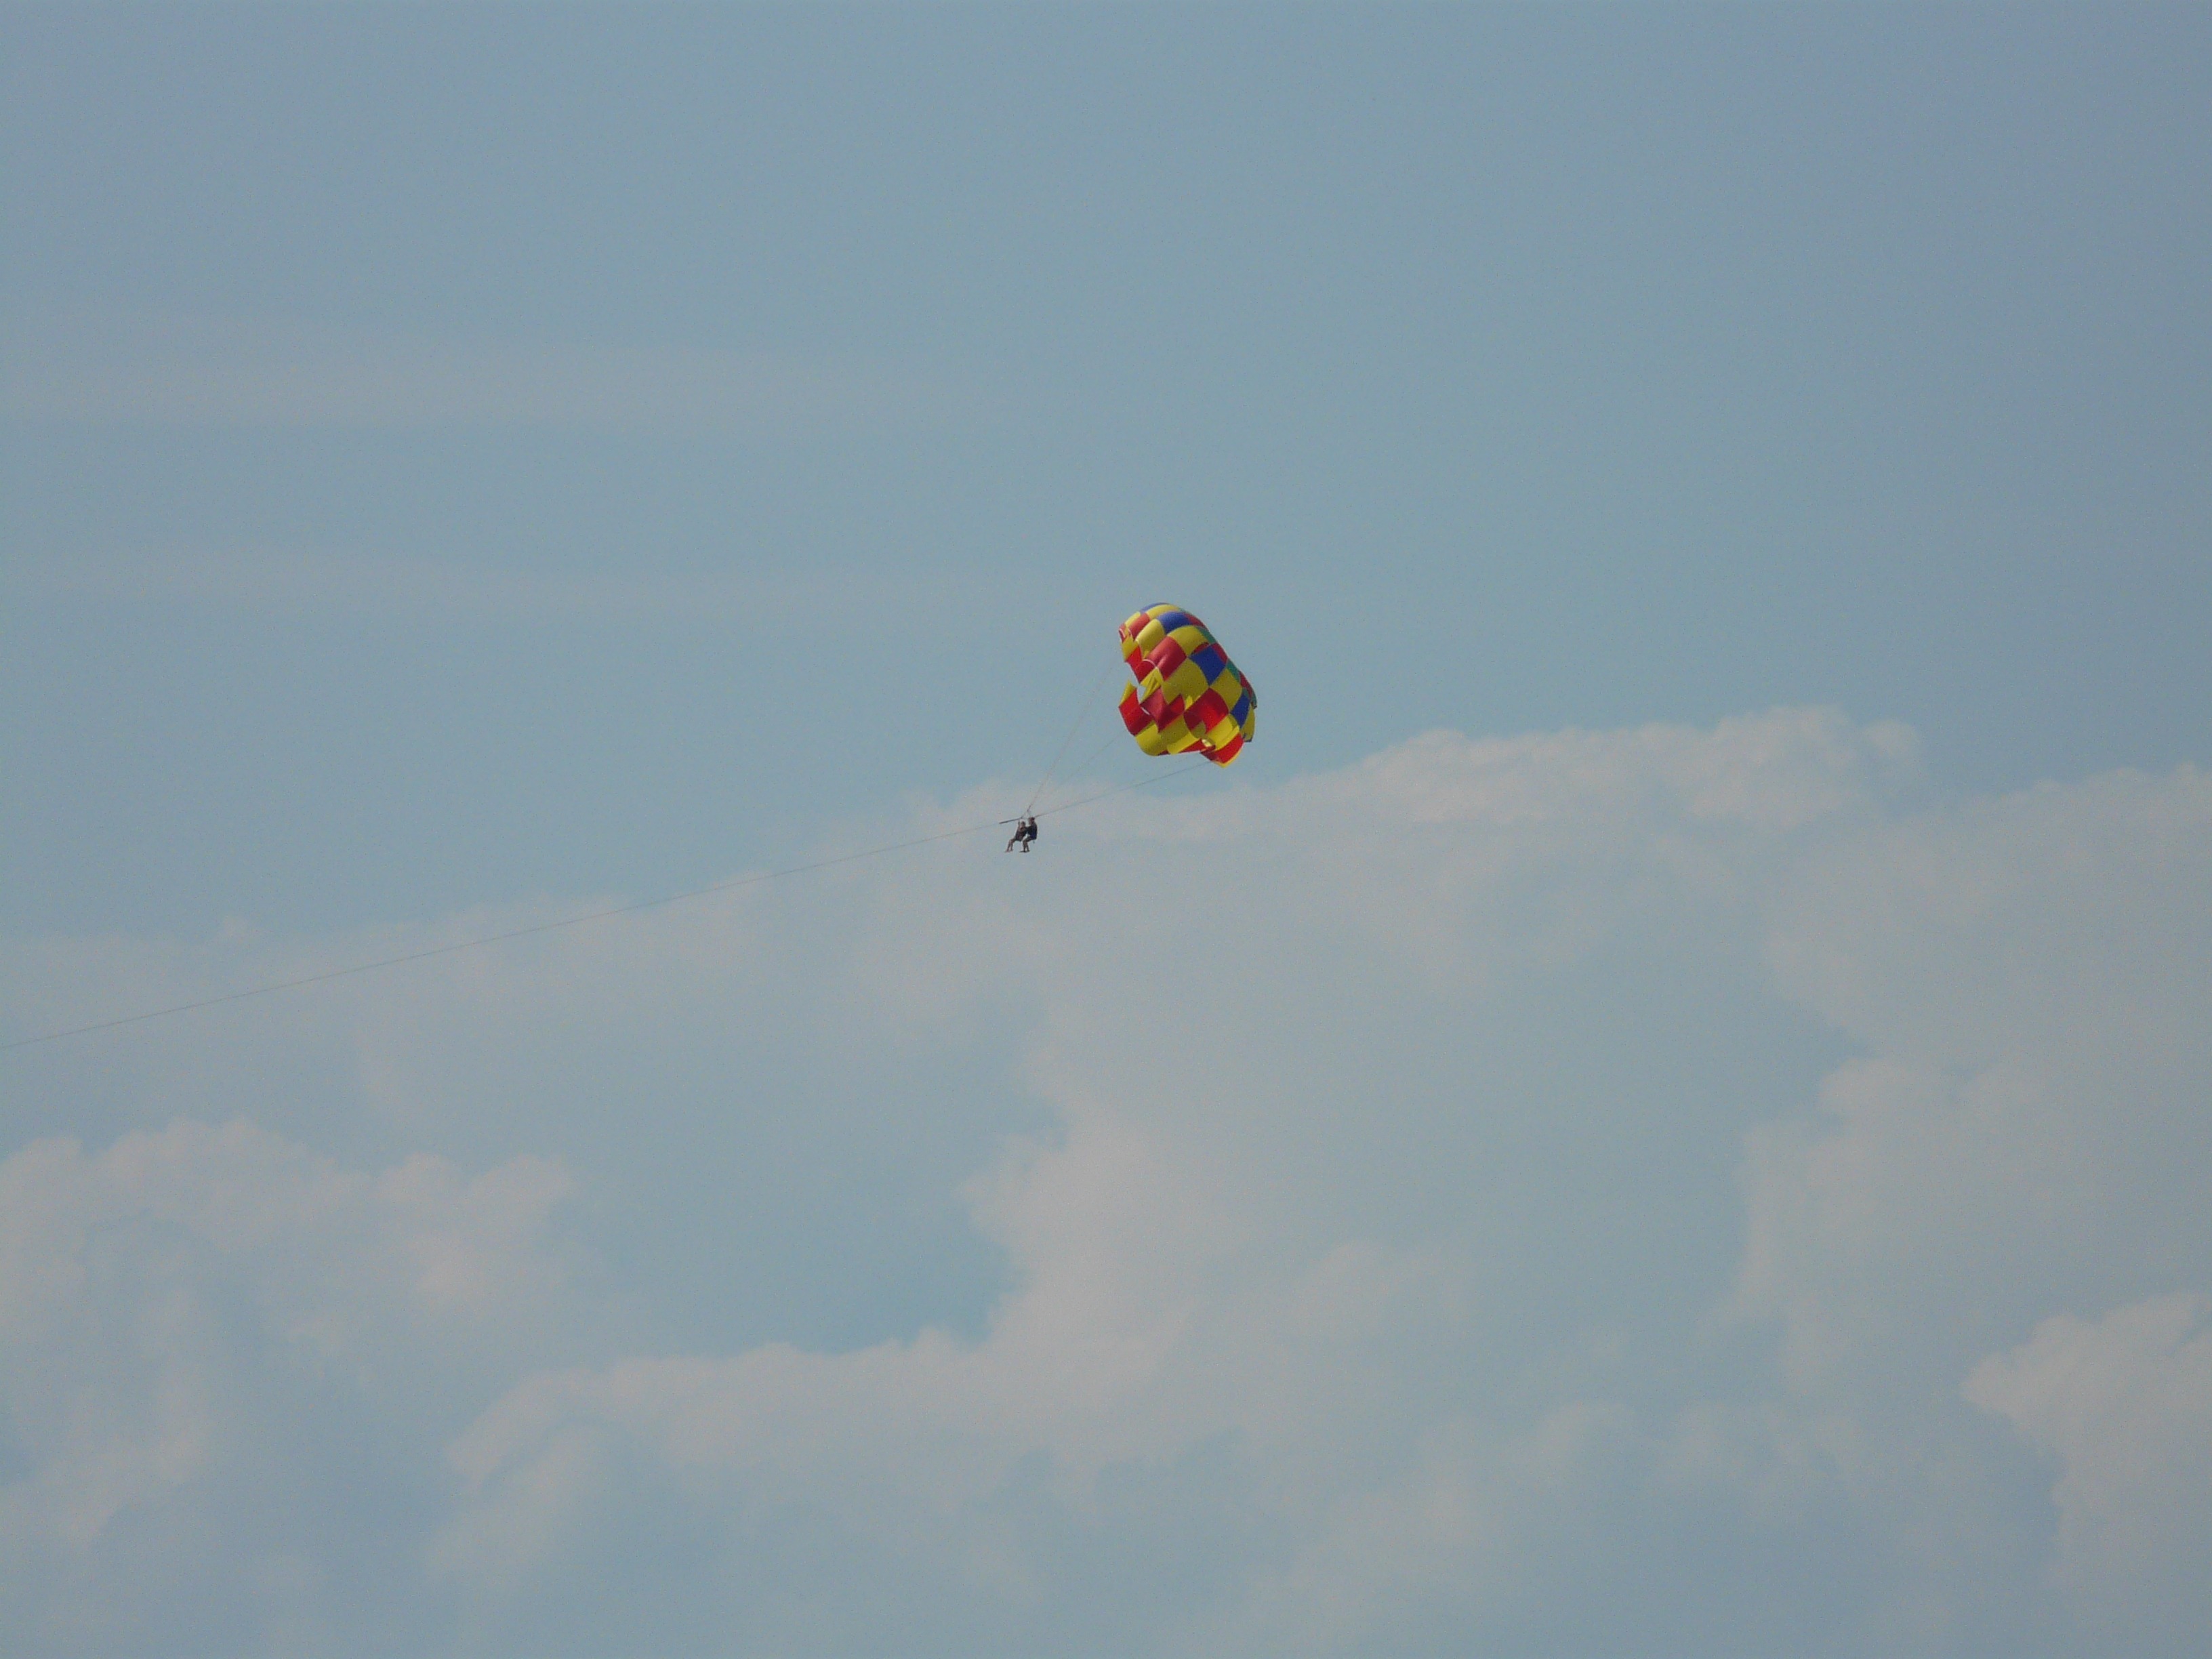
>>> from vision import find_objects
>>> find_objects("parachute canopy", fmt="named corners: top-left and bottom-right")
top-left (1116, 605), bottom-right (1257, 766)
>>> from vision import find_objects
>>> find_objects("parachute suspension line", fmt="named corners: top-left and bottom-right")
top-left (1021, 655), bottom-right (1126, 820)
top-left (3, 819), bottom-right (1000, 1052)
top-left (1035, 726), bottom-right (1128, 815)
top-left (1031, 758), bottom-right (1212, 821)
top-left (2, 764), bottom-right (1209, 1054)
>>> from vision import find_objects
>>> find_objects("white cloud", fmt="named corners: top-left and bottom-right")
top-left (1225, 1402), bottom-right (1640, 1655)
top-left (3, 714), bottom-right (2209, 1654)
top-left (0, 1120), bottom-right (583, 1654)
top-left (1732, 763), bottom-right (2212, 1400)
top-left (1965, 1294), bottom-right (2212, 1640)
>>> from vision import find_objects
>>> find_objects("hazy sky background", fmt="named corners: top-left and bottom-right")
top-left (3, 5), bottom-right (2209, 1656)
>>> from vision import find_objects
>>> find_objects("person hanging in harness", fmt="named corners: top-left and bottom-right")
top-left (1004, 815), bottom-right (1039, 854)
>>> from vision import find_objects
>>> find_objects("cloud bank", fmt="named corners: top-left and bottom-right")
top-left (5, 710), bottom-right (2208, 1655)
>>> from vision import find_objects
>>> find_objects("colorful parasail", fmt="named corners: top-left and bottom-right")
top-left (1116, 605), bottom-right (1257, 766)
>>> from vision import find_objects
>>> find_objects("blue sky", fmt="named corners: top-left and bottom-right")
top-left (7, 3), bottom-right (2205, 936)
top-left (3, 6), bottom-right (2210, 1656)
